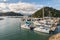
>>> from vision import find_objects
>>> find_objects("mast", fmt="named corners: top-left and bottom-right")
top-left (49, 11), bottom-right (51, 19)
top-left (42, 7), bottom-right (44, 19)
top-left (49, 11), bottom-right (50, 17)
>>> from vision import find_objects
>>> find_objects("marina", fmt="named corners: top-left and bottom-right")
top-left (0, 17), bottom-right (60, 40)
top-left (21, 17), bottom-right (59, 34)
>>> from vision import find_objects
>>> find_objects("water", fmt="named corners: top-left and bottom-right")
top-left (0, 17), bottom-right (60, 40)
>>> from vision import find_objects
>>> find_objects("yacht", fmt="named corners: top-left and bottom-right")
top-left (33, 19), bottom-right (52, 33)
top-left (21, 18), bottom-right (35, 30)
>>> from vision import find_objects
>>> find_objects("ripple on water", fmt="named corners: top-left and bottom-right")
top-left (0, 17), bottom-right (60, 40)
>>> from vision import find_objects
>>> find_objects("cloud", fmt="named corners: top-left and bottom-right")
top-left (8, 2), bottom-right (44, 14)
top-left (0, 2), bottom-right (44, 14)
top-left (0, 3), bottom-right (10, 12)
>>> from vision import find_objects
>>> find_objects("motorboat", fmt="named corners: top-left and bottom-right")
top-left (21, 18), bottom-right (35, 30)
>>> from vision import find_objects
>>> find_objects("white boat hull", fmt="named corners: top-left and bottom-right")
top-left (21, 24), bottom-right (30, 29)
top-left (34, 27), bottom-right (50, 33)
top-left (21, 24), bottom-right (50, 33)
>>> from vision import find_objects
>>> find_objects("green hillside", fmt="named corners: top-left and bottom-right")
top-left (0, 12), bottom-right (23, 16)
top-left (32, 7), bottom-right (60, 18)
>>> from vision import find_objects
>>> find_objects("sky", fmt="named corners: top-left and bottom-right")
top-left (0, 0), bottom-right (60, 15)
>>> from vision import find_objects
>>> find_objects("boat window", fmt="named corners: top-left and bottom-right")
top-left (27, 19), bottom-right (31, 21)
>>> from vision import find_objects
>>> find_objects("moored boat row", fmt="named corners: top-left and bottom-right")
top-left (21, 17), bottom-right (59, 34)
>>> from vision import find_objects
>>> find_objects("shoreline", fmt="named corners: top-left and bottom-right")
top-left (49, 33), bottom-right (60, 40)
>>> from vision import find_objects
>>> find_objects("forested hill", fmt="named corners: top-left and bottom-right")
top-left (32, 7), bottom-right (60, 18)
top-left (0, 12), bottom-right (23, 16)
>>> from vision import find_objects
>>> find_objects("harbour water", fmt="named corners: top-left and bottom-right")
top-left (0, 17), bottom-right (60, 40)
